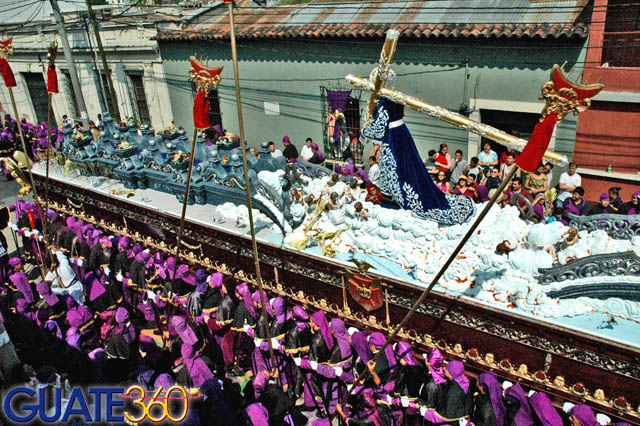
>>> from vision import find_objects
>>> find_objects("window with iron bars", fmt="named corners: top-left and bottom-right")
top-left (207, 89), bottom-right (223, 129)
top-left (320, 87), bottom-right (363, 167)
top-left (126, 72), bottom-right (150, 126)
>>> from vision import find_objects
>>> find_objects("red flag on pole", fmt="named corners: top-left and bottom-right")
top-left (516, 64), bottom-right (603, 172)
top-left (47, 64), bottom-right (58, 94)
top-left (0, 39), bottom-right (16, 87)
top-left (516, 113), bottom-right (558, 173)
top-left (189, 56), bottom-right (223, 130)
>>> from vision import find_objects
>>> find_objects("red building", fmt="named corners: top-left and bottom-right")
top-left (573, 0), bottom-right (640, 201)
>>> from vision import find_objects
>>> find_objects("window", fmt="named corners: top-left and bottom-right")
top-left (207, 88), bottom-right (223, 129)
top-left (601, 0), bottom-right (640, 67)
top-left (21, 72), bottom-right (52, 123)
top-left (126, 72), bottom-right (150, 125)
top-left (320, 87), bottom-right (363, 165)
top-left (479, 109), bottom-right (539, 160)
top-left (61, 70), bottom-right (79, 118)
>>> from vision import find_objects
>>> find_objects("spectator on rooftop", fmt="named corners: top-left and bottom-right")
top-left (481, 166), bottom-right (502, 198)
top-left (502, 178), bottom-right (530, 211)
top-left (544, 162), bottom-right (554, 187)
top-left (436, 143), bottom-right (452, 177)
top-left (435, 170), bottom-right (450, 194)
top-left (368, 156), bottom-right (380, 186)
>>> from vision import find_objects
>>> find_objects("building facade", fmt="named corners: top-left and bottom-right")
top-left (0, 4), bottom-right (179, 132)
top-left (573, 0), bottom-right (640, 201)
top-left (156, 0), bottom-right (591, 177)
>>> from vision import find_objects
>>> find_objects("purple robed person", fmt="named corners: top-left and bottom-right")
top-left (269, 297), bottom-right (295, 388)
top-left (529, 392), bottom-right (562, 426)
top-left (350, 331), bottom-right (372, 365)
top-left (478, 371), bottom-right (507, 426)
top-left (36, 281), bottom-right (59, 306)
top-left (427, 348), bottom-right (447, 384)
top-left (154, 373), bottom-right (175, 390)
top-left (170, 315), bottom-right (198, 346)
top-left (9, 263), bottom-right (35, 303)
top-left (423, 360), bottom-right (472, 424)
top-left (230, 282), bottom-right (256, 373)
top-left (570, 405), bottom-right (599, 426)
top-left (368, 332), bottom-right (396, 389)
top-left (505, 382), bottom-right (534, 426)
top-left (248, 290), bottom-right (273, 375)
top-left (115, 307), bottom-right (137, 344)
top-left (245, 402), bottom-right (269, 426)
top-left (199, 379), bottom-right (237, 426)
top-left (181, 343), bottom-right (213, 387)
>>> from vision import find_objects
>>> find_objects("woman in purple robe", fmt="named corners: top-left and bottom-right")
top-left (473, 371), bottom-right (506, 426)
top-left (504, 382), bottom-right (534, 426)
top-left (336, 388), bottom-right (393, 426)
top-left (529, 392), bottom-right (562, 426)
top-left (350, 330), bottom-right (372, 373)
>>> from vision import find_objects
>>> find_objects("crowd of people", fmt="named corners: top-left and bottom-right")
top-left (0, 115), bottom-right (637, 424)
top-left (422, 142), bottom-right (640, 223)
top-left (0, 200), bottom-right (631, 426)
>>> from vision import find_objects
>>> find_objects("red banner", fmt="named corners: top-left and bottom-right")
top-left (0, 58), bottom-right (16, 87)
top-left (47, 64), bottom-right (58, 94)
top-left (516, 113), bottom-right (558, 173)
top-left (193, 90), bottom-right (211, 130)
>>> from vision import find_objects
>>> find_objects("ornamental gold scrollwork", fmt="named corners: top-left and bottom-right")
top-left (539, 64), bottom-right (604, 122)
top-left (189, 56), bottom-right (223, 93)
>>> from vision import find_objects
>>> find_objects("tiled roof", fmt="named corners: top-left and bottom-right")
top-left (156, 0), bottom-right (589, 41)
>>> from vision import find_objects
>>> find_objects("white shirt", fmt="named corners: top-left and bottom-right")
top-left (46, 250), bottom-right (84, 304)
top-left (270, 149), bottom-right (283, 159)
top-left (368, 163), bottom-right (380, 185)
top-left (300, 145), bottom-right (313, 161)
top-left (546, 171), bottom-right (553, 186)
top-left (557, 172), bottom-right (581, 202)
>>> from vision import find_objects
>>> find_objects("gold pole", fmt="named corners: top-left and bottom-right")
top-left (366, 29), bottom-right (400, 122)
top-left (8, 87), bottom-right (48, 278)
top-left (44, 93), bottom-right (52, 238)
top-left (341, 275), bottom-right (348, 312)
top-left (347, 75), bottom-right (568, 166)
top-left (227, 0), bottom-right (278, 372)
top-left (384, 286), bottom-right (390, 325)
top-left (170, 128), bottom-right (199, 291)
top-left (331, 165), bottom-right (520, 422)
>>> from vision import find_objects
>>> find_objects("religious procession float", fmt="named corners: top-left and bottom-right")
top-left (2, 30), bottom-right (639, 424)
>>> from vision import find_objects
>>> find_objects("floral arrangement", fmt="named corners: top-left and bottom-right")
top-left (171, 151), bottom-right (190, 163)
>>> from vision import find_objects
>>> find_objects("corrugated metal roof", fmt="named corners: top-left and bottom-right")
top-left (156, 0), bottom-right (589, 41)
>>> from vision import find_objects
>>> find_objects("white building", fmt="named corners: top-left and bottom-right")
top-left (0, 1), bottom-right (187, 131)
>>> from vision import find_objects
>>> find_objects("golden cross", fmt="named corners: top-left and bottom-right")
top-left (347, 29), bottom-right (571, 166)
